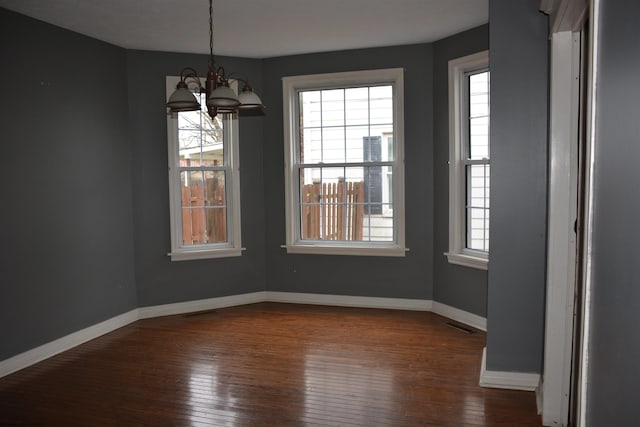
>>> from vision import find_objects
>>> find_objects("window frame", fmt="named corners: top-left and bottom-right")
top-left (165, 76), bottom-right (242, 261)
top-left (282, 68), bottom-right (406, 257)
top-left (447, 51), bottom-right (490, 270)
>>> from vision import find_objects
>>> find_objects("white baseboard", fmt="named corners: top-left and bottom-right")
top-left (0, 309), bottom-right (138, 379)
top-left (431, 301), bottom-right (487, 331)
top-left (479, 347), bottom-right (540, 391)
top-left (1, 292), bottom-right (489, 380)
top-left (138, 291), bottom-right (267, 319)
top-left (264, 291), bottom-right (433, 311)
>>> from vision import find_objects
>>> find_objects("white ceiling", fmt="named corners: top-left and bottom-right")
top-left (0, 0), bottom-right (488, 59)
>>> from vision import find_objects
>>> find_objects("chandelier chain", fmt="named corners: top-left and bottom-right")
top-left (208, 0), bottom-right (214, 70)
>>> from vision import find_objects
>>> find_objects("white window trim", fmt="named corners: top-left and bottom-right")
top-left (165, 76), bottom-right (242, 261)
top-left (282, 68), bottom-right (406, 257)
top-left (446, 51), bottom-right (489, 270)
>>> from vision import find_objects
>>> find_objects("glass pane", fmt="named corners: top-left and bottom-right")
top-left (345, 87), bottom-right (369, 126)
top-left (322, 127), bottom-right (345, 163)
top-left (203, 171), bottom-right (225, 207)
top-left (369, 85), bottom-right (393, 125)
top-left (301, 128), bottom-right (322, 164)
top-left (321, 89), bottom-right (344, 127)
top-left (204, 171), bottom-right (227, 243)
top-left (368, 125), bottom-right (393, 160)
top-left (468, 71), bottom-right (490, 160)
top-left (345, 126), bottom-right (369, 163)
top-left (300, 168), bottom-right (322, 240)
top-left (300, 91), bottom-right (322, 128)
top-left (182, 207), bottom-right (202, 245)
top-left (466, 163), bottom-right (490, 252)
top-left (467, 207), bottom-right (489, 251)
top-left (382, 166), bottom-right (393, 208)
top-left (364, 166), bottom-right (383, 215)
top-left (201, 126), bottom-right (224, 167)
top-left (205, 207), bottom-right (227, 243)
top-left (300, 167), bottom-right (384, 242)
top-left (180, 170), bottom-right (228, 246)
top-left (467, 164), bottom-right (490, 209)
top-left (180, 171), bottom-right (204, 209)
top-left (178, 130), bottom-right (202, 167)
top-left (469, 116), bottom-right (489, 159)
top-left (178, 101), bottom-right (225, 167)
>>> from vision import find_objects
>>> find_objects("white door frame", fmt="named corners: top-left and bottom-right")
top-left (540, 1), bottom-right (588, 425)
top-left (542, 30), bottom-right (581, 427)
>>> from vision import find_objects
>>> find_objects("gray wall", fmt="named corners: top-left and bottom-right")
top-left (486, 0), bottom-right (548, 373)
top-left (433, 25), bottom-right (490, 317)
top-left (261, 45), bottom-right (434, 299)
top-left (0, 9), bottom-right (137, 360)
top-left (586, 1), bottom-right (640, 423)
top-left (126, 50), bottom-right (267, 307)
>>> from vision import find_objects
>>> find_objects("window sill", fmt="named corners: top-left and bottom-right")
top-left (168, 248), bottom-right (244, 261)
top-left (445, 252), bottom-right (488, 270)
top-left (284, 244), bottom-right (407, 257)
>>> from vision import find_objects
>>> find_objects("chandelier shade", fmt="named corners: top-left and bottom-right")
top-left (166, 82), bottom-right (201, 112)
top-left (237, 84), bottom-right (264, 109)
top-left (207, 84), bottom-right (241, 108)
top-left (165, 0), bottom-right (264, 119)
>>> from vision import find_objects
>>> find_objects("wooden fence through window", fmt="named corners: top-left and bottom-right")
top-left (181, 177), bottom-right (226, 244)
top-left (302, 181), bottom-right (365, 240)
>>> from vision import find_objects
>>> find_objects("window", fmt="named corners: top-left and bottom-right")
top-left (447, 51), bottom-right (490, 270)
top-left (166, 76), bottom-right (242, 261)
top-left (282, 69), bottom-right (406, 256)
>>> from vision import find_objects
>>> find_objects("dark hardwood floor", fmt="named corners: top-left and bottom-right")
top-left (0, 303), bottom-right (541, 426)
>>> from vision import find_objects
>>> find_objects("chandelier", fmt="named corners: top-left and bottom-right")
top-left (166, 0), bottom-right (264, 119)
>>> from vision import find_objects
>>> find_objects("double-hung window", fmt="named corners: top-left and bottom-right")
top-left (447, 51), bottom-right (490, 270)
top-left (282, 69), bottom-right (406, 257)
top-left (166, 76), bottom-right (242, 261)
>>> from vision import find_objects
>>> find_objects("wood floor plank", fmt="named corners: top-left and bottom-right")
top-left (0, 303), bottom-right (541, 426)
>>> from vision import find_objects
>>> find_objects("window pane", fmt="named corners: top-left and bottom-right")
top-left (322, 127), bottom-right (346, 163)
top-left (466, 164), bottom-right (490, 252)
top-left (468, 71), bottom-right (490, 160)
top-left (301, 128), bottom-right (322, 164)
top-left (180, 170), bottom-right (228, 246)
top-left (301, 91), bottom-right (322, 128)
top-left (345, 87), bottom-right (369, 126)
top-left (467, 207), bottom-right (490, 251)
top-left (321, 89), bottom-right (345, 127)
top-left (299, 167), bottom-right (378, 242)
top-left (201, 126), bottom-right (224, 166)
top-left (369, 85), bottom-right (393, 125)
top-left (178, 109), bottom-right (201, 130)
top-left (300, 168), bottom-right (322, 240)
top-left (345, 126), bottom-right (369, 162)
top-left (469, 116), bottom-right (489, 159)
top-left (369, 125), bottom-right (393, 160)
top-left (178, 130), bottom-right (202, 167)
top-left (205, 207), bottom-right (227, 243)
top-left (178, 105), bottom-right (224, 167)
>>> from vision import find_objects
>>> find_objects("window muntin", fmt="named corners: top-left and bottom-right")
top-left (447, 52), bottom-right (489, 270)
top-left (283, 69), bottom-right (405, 256)
top-left (166, 77), bottom-right (241, 261)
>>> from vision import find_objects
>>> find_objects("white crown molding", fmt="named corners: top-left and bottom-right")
top-left (479, 347), bottom-right (540, 391)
